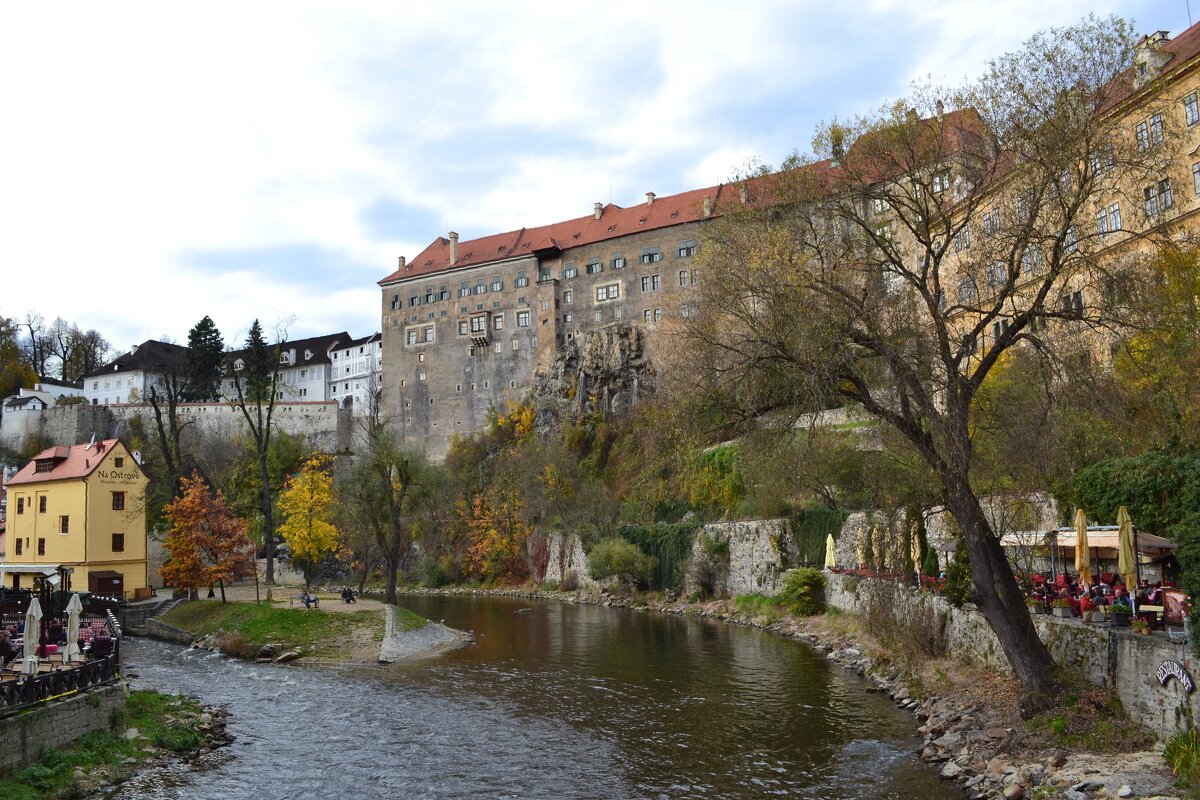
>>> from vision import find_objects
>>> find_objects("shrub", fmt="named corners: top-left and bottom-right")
top-left (857, 579), bottom-right (947, 670)
top-left (779, 567), bottom-right (826, 616)
top-left (942, 537), bottom-right (972, 608)
top-left (588, 537), bottom-right (658, 590)
top-left (561, 570), bottom-right (580, 592)
top-left (418, 557), bottom-right (450, 588)
top-left (1166, 729), bottom-right (1200, 788)
top-left (686, 533), bottom-right (730, 599)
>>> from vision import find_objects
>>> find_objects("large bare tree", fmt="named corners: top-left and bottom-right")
top-left (684, 16), bottom-right (1176, 709)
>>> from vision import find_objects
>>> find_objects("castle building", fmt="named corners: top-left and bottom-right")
top-left (379, 187), bottom-right (719, 458)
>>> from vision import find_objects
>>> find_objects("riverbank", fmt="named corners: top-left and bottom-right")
top-left (149, 593), bottom-right (473, 665)
top-left (0, 689), bottom-right (229, 800)
top-left (394, 584), bottom-right (1181, 800)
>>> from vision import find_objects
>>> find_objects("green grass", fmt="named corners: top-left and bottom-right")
top-left (0, 690), bottom-right (204, 800)
top-left (735, 594), bottom-right (784, 623)
top-left (160, 601), bottom-right (396, 659)
top-left (391, 605), bottom-right (428, 632)
top-left (1166, 729), bottom-right (1200, 798)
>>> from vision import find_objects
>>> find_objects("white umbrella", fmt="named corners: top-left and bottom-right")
top-left (64, 593), bottom-right (83, 662)
top-left (22, 597), bottom-right (43, 675)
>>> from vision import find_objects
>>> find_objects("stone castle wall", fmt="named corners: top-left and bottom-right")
top-left (1, 401), bottom-right (351, 457)
top-left (826, 572), bottom-right (1200, 740)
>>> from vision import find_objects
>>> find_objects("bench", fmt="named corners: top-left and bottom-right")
top-left (289, 595), bottom-right (320, 609)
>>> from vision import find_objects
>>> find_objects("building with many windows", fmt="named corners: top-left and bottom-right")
top-left (379, 189), bottom-right (715, 458)
top-left (2, 439), bottom-right (148, 599)
top-left (81, 340), bottom-right (187, 406)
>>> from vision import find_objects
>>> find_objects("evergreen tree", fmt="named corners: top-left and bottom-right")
top-left (183, 316), bottom-right (224, 402)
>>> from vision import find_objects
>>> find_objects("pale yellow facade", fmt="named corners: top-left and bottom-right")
top-left (4, 440), bottom-right (148, 598)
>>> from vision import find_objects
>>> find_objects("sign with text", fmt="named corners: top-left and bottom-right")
top-left (1156, 660), bottom-right (1196, 694)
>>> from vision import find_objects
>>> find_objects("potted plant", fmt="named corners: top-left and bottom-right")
top-left (1108, 605), bottom-right (1132, 627)
top-left (1051, 598), bottom-right (1073, 619)
top-left (1026, 596), bottom-right (1046, 615)
top-left (1132, 619), bottom-right (1152, 636)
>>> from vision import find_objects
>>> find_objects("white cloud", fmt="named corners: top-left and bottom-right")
top-left (0, 0), bottom-right (1189, 352)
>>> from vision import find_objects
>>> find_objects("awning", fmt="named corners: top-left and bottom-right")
top-left (1000, 527), bottom-right (1176, 553)
top-left (0, 564), bottom-right (61, 576)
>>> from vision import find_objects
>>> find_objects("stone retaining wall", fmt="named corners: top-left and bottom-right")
top-left (693, 518), bottom-right (796, 596)
top-left (827, 572), bottom-right (1200, 739)
top-left (0, 683), bottom-right (127, 773)
top-left (144, 618), bottom-right (197, 646)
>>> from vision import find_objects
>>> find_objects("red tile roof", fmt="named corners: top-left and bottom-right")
top-left (7, 439), bottom-right (132, 485)
top-left (379, 184), bottom-right (730, 285)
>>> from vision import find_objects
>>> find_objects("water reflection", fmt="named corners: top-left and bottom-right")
top-left (116, 596), bottom-right (957, 799)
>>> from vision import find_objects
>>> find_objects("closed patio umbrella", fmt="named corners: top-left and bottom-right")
top-left (1074, 509), bottom-right (1092, 587)
top-left (64, 593), bottom-right (83, 662)
top-left (1117, 506), bottom-right (1138, 617)
top-left (824, 534), bottom-right (837, 570)
top-left (22, 597), bottom-right (42, 675)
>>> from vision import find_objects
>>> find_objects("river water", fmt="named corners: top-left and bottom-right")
top-left (114, 595), bottom-right (958, 799)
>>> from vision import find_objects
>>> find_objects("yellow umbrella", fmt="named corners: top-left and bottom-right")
top-left (1117, 506), bottom-right (1137, 593)
top-left (824, 534), bottom-right (837, 570)
top-left (1074, 509), bottom-right (1092, 586)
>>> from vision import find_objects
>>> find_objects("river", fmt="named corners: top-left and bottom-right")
top-left (114, 595), bottom-right (958, 799)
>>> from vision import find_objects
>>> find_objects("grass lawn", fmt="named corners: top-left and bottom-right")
top-left (0, 690), bottom-right (205, 800)
top-left (160, 601), bottom-right (416, 659)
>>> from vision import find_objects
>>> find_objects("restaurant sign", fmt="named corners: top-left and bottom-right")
top-left (1156, 660), bottom-right (1196, 694)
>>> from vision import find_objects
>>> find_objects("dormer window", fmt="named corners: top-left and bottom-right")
top-left (304, 350), bottom-right (314, 360)
top-left (280, 352), bottom-right (291, 365)
top-left (234, 359), bottom-right (245, 371)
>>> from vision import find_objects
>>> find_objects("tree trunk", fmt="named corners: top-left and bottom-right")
top-left (259, 454), bottom-right (275, 585)
top-left (946, 484), bottom-right (1057, 713)
top-left (357, 557), bottom-right (371, 594)
top-left (219, 579), bottom-right (226, 603)
top-left (384, 553), bottom-right (398, 605)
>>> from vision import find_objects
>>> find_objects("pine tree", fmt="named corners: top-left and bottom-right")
top-left (182, 316), bottom-right (224, 402)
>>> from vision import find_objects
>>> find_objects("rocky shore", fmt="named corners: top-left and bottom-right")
top-left (396, 585), bottom-right (1181, 800)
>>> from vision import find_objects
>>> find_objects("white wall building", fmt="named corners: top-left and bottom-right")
top-left (328, 333), bottom-right (382, 413)
top-left (81, 341), bottom-right (188, 406)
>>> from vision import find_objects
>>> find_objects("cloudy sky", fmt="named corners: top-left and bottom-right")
top-left (0, 0), bottom-right (1189, 353)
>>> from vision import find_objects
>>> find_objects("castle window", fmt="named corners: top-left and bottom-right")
top-left (391, 294), bottom-right (401, 310)
top-left (611, 254), bottom-right (626, 269)
top-left (596, 283), bottom-right (620, 301)
top-left (491, 275), bottom-right (503, 292)
top-left (112, 533), bottom-right (124, 552)
top-left (640, 247), bottom-right (662, 264)
top-left (409, 295), bottom-right (419, 307)
top-left (677, 240), bottom-right (697, 258)
top-left (563, 263), bottom-right (578, 279)
top-left (459, 282), bottom-right (470, 298)
top-left (512, 338), bottom-right (519, 351)
top-left (38, 538), bottom-right (45, 556)
top-left (563, 290), bottom-right (573, 304)
top-left (459, 320), bottom-right (469, 336)
top-left (16, 497), bottom-right (23, 514)
top-left (425, 289), bottom-right (435, 304)
top-left (515, 271), bottom-right (529, 288)
top-left (475, 279), bottom-right (486, 295)
top-left (517, 310), bottom-right (531, 327)
top-left (1149, 112), bottom-right (1164, 146)
top-left (112, 491), bottom-right (125, 511)
top-left (586, 258), bottom-right (602, 274)
top-left (641, 275), bottom-right (661, 292)
top-left (679, 270), bottom-right (690, 286)
top-left (440, 285), bottom-right (450, 301)
top-left (493, 314), bottom-right (504, 330)
top-left (470, 316), bottom-right (486, 333)
top-left (39, 496), bottom-right (47, 513)
top-left (406, 329), bottom-right (417, 345)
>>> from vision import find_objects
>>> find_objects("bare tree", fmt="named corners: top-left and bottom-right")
top-left (685, 16), bottom-right (1172, 709)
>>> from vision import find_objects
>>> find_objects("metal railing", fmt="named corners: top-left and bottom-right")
top-left (0, 610), bottom-right (121, 716)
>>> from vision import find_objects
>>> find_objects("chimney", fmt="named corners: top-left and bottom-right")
top-left (935, 99), bottom-right (945, 121)
top-left (702, 195), bottom-right (713, 218)
top-left (645, 192), bottom-right (656, 206)
top-left (397, 255), bottom-right (406, 270)
top-left (448, 231), bottom-right (459, 265)
top-left (905, 107), bottom-right (919, 125)
top-left (1134, 31), bottom-right (1172, 88)
top-left (594, 202), bottom-right (603, 220)
top-left (739, 185), bottom-right (748, 204)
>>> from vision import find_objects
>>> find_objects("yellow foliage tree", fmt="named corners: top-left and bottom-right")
top-left (277, 453), bottom-right (340, 590)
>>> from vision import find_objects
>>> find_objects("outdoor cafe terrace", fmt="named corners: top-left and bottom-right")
top-left (0, 590), bottom-right (122, 716)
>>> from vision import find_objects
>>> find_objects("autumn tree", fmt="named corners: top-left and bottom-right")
top-left (0, 314), bottom-right (37, 398)
top-left (277, 453), bottom-right (340, 590)
top-left (462, 491), bottom-right (531, 584)
top-left (162, 472), bottom-right (256, 601)
top-left (684, 16), bottom-right (1167, 710)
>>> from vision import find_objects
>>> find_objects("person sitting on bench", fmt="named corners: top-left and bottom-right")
top-left (302, 593), bottom-right (319, 609)
top-left (341, 587), bottom-right (356, 604)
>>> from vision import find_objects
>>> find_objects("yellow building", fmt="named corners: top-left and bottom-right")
top-left (2, 439), bottom-right (148, 599)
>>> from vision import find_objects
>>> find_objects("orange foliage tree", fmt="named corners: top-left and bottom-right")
top-left (463, 491), bottom-right (531, 584)
top-left (162, 471), bottom-right (256, 601)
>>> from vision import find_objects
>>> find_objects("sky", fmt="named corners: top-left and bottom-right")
top-left (0, 0), bottom-right (1191, 354)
